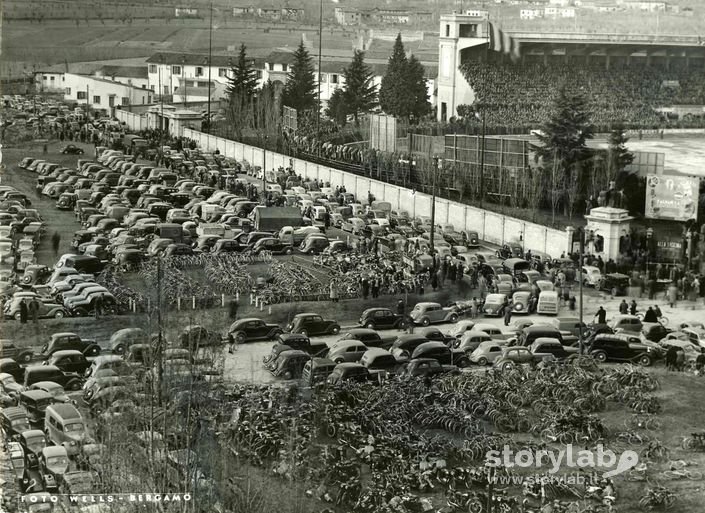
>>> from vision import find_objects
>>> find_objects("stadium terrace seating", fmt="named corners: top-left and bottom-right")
top-left (460, 61), bottom-right (705, 129)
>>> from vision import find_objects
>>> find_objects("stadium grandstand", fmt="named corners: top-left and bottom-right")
top-left (437, 12), bottom-right (705, 132)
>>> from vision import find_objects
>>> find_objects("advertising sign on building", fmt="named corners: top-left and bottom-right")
top-left (644, 174), bottom-right (699, 222)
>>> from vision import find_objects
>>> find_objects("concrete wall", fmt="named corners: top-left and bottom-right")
top-left (115, 110), bottom-right (148, 132)
top-left (182, 128), bottom-right (569, 256)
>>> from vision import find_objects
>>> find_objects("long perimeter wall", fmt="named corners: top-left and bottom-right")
top-left (182, 128), bottom-right (570, 257)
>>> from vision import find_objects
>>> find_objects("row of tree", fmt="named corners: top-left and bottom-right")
top-left (224, 33), bottom-right (431, 137)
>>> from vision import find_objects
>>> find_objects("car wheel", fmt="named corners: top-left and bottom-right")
top-left (638, 355), bottom-right (652, 367)
top-left (113, 344), bottom-right (125, 355)
top-left (69, 381), bottom-right (82, 391)
top-left (593, 351), bottom-right (607, 363)
top-left (457, 358), bottom-right (470, 368)
top-left (285, 247), bottom-right (293, 255)
top-left (87, 346), bottom-right (100, 356)
top-left (331, 326), bottom-right (340, 335)
top-left (19, 352), bottom-right (33, 364)
top-left (14, 312), bottom-right (22, 321)
top-left (334, 358), bottom-right (344, 364)
top-left (502, 361), bottom-right (515, 371)
top-left (421, 317), bottom-right (431, 327)
top-left (299, 330), bottom-right (308, 337)
top-left (235, 332), bottom-right (247, 343)
top-left (449, 314), bottom-right (458, 323)
top-left (477, 357), bottom-right (488, 366)
top-left (283, 370), bottom-right (293, 380)
top-left (365, 322), bottom-right (375, 330)
top-left (73, 307), bottom-right (88, 317)
top-left (54, 310), bottom-right (65, 319)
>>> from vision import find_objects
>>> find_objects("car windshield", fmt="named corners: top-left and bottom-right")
top-left (1, 376), bottom-right (14, 386)
top-left (12, 419), bottom-right (30, 430)
top-left (47, 456), bottom-right (69, 468)
top-left (27, 437), bottom-right (45, 452)
top-left (64, 423), bottom-right (84, 433)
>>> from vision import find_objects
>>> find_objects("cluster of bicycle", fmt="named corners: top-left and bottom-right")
top-left (211, 361), bottom-right (700, 513)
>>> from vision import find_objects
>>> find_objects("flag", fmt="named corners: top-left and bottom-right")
top-left (488, 22), bottom-right (521, 61)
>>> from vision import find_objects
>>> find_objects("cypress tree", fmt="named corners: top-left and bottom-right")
top-left (378, 33), bottom-right (407, 117)
top-left (281, 40), bottom-right (317, 112)
top-left (342, 50), bottom-right (377, 125)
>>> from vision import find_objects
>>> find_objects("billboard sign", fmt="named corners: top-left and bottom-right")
top-left (645, 174), bottom-right (699, 222)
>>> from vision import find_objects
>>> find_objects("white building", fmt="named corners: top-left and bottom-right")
top-left (621, 1), bottom-right (667, 12)
top-left (520, 8), bottom-right (544, 19)
top-left (34, 63), bottom-right (149, 94)
top-left (145, 52), bottom-right (264, 101)
top-left (62, 73), bottom-right (153, 111)
top-left (175, 7), bottom-right (199, 17)
top-left (544, 6), bottom-right (576, 16)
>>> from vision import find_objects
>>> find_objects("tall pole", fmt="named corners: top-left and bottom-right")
top-left (578, 227), bottom-right (584, 355)
top-left (479, 111), bottom-right (486, 209)
top-left (86, 85), bottom-right (89, 120)
top-left (316, 0), bottom-right (323, 148)
top-left (182, 56), bottom-right (187, 107)
top-left (206, 1), bottom-right (213, 133)
top-left (430, 155), bottom-right (438, 257)
top-left (263, 135), bottom-right (267, 197)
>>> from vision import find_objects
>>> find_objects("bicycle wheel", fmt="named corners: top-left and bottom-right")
top-left (467, 498), bottom-right (483, 513)
top-left (636, 312), bottom-right (644, 321)
top-left (659, 316), bottom-right (669, 326)
top-left (687, 470), bottom-right (703, 480)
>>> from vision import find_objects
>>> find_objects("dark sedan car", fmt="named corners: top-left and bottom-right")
top-left (251, 237), bottom-right (294, 255)
top-left (60, 145), bottom-right (85, 155)
top-left (286, 313), bottom-right (340, 337)
top-left (228, 318), bottom-right (283, 344)
top-left (359, 308), bottom-right (403, 330)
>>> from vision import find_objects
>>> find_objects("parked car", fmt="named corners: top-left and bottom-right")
top-left (44, 350), bottom-right (90, 375)
top-left (0, 341), bottom-right (34, 364)
top-left (587, 334), bottom-right (659, 366)
top-left (268, 349), bottom-right (310, 380)
top-left (287, 313), bottom-right (340, 337)
top-left (61, 145), bottom-right (85, 155)
top-left (494, 346), bottom-right (550, 370)
top-left (1, 406), bottom-right (31, 439)
top-left (178, 325), bottom-right (223, 349)
top-left (409, 302), bottom-right (459, 326)
top-left (108, 328), bottom-right (148, 355)
top-left (597, 273), bottom-right (629, 296)
top-left (0, 357), bottom-right (25, 382)
top-left (469, 341), bottom-right (508, 366)
top-left (41, 333), bottom-right (100, 357)
top-left (608, 315), bottom-right (643, 333)
top-left (400, 358), bottom-right (459, 378)
top-left (327, 363), bottom-right (373, 385)
top-left (27, 382), bottom-right (71, 404)
top-left (227, 318), bottom-right (282, 344)
top-left (327, 340), bottom-right (369, 364)
top-left (358, 308), bottom-right (403, 330)
top-left (482, 294), bottom-right (508, 317)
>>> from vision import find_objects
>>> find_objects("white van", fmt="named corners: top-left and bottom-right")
top-left (537, 291), bottom-right (559, 315)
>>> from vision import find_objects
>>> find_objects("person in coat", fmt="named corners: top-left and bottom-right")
top-left (595, 306), bottom-right (607, 324)
top-left (329, 282), bottom-right (339, 303)
top-left (19, 299), bottom-right (28, 324)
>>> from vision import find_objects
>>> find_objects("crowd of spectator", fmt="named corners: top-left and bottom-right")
top-left (461, 60), bottom-right (705, 130)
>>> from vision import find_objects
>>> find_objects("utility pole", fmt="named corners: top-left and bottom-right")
top-left (263, 134), bottom-right (268, 198)
top-left (479, 110), bottom-right (486, 209)
top-left (85, 85), bottom-right (89, 120)
top-left (206, 1), bottom-right (213, 133)
top-left (578, 227), bottom-right (584, 355)
top-left (429, 154), bottom-right (438, 257)
top-left (182, 55), bottom-right (187, 107)
top-left (156, 255), bottom-right (164, 407)
top-left (316, 0), bottom-right (323, 150)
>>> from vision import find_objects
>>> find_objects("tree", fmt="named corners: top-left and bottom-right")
top-left (342, 50), bottom-right (377, 125)
top-left (281, 40), bottom-right (317, 113)
top-left (402, 55), bottom-right (431, 121)
top-left (607, 122), bottom-right (634, 184)
top-left (325, 88), bottom-right (348, 126)
top-left (226, 44), bottom-right (258, 107)
top-left (378, 33), bottom-right (407, 118)
top-left (533, 85), bottom-right (594, 216)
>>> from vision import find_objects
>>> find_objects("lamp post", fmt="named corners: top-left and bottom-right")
top-left (182, 55), bottom-right (187, 107)
top-left (263, 134), bottom-right (268, 197)
top-left (475, 109), bottom-right (486, 209)
top-left (646, 227), bottom-right (653, 278)
top-left (206, 1), bottom-right (213, 132)
top-left (429, 155), bottom-right (439, 257)
top-left (578, 226), bottom-right (585, 355)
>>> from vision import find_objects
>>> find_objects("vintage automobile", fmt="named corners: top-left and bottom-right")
top-left (0, 371), bottom-right (25, 397)
top-left (41, 333), bottom-right (101, 357)
top-left (360, 348), bottom-right (398, 375)
top-left (597, 273), bottom-right (630, 296)
top-left (228, 318), bottom-right (283, 344)
top-left (389, 334), bottom-right (431, 361)
top-left (326, 363), bottom-right (373, 385)
top-left (400, 358), bottom-right (459, 378)
top-left (301, 358), bottom-right (337, 386)
top-left (44, 350), bottom-right (91, 375)
top-left (410, 341), bottom-right (470, 367)
top-left (40, 446), bottom-right (69, 491)
top-left (358, 308), bottom-right (404, 330)
top-left (286, 313), bottom-right (341, 337)
top-left (8, 441), bottom-right (25, 480)
top-left (0, 341), bottom-right (34, 364)
top-left (268, 349), bottom-right (310, 380)
top-left (482, 294), bottom-right (508, 317)
top-left (1, 406), bottom-right (31, 439)
top-left (327, 340), bottom-right (369, 364)
top-left (494, 346), bottom-right (553, 370)
top-left (337, 329), bottom-right (389, 349)
top-left (409, 302), bottom-right (459, 326)
top-left (59, 471), bottom-right (97, 494)
top-left (264, 334), bottom-right (328, 361)
top-left (19, 429), bottom-right (47, 468)
top-left (469, 340), bottom-right (509, 366)
top-left (179, 325), bottom-right (224, 349)
top-left (108, 328), bottom-right (148, 355)
top-left (4, 296), bottom-right (67, 321)
top-left (28, 382), bottom-right (71, 404)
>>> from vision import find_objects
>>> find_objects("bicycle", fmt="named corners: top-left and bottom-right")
top-left (639, 485), bottom-right (677, 510)
top-left (681, 432), bottom-right (705, 451)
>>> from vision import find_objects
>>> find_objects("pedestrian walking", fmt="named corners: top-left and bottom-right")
top-left (503, 303), bottom-right (513, 326)
top-left (668, 284), bottom-right (678, 308)
top-left (595, 306), bottom-right (607, 324)
top-left (695, 348), bottom-right (705, 376)
top-left (643, 307), bottom-right (657, 323)
top-left (19, 299), bottom-right (28, 324)
top-left (629, 300), bottom-right (638, 316)
top-left (329, 281), bottom-right (339, 303)
top-left (51, 231), bottom-right (61, 257)
top-left (471, 297), bottom-right (479, 319)
top-left (675, 348), bottom-right (685, 372)
top-left (665, 345), bottom-right (678, 371)
top-left (568, 296), bottom-right (576, 311)
top-left (94, 294), bottom-right (103, 319)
